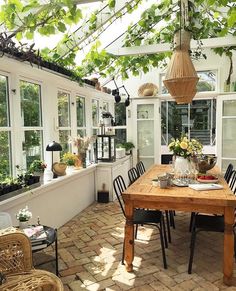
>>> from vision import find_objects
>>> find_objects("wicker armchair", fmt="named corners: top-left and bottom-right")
top-left (0, 228), bottom-right (64, 291)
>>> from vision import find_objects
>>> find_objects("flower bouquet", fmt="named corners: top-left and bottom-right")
top-left (16, 206), bottom-right (32, 222)
top-left (168, 134), bottom-right (202, 159)
top-left (16, 206), bottom-right (32, 229)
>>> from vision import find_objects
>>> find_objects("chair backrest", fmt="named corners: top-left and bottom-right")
top-left (113, 175), bottom-right (127, 216)
top-left (128, 167), bottom-right (139, 185)
top-left (0, 212), bottom-right (13, 229)
top-left (0, 230), bottom-right (33, 275)
top-left (229, 170), bottom-right (236, 194)
top-left (224, 163), bottom-right (234, 183)
top-left (136, 161), bottom-right (146, 176)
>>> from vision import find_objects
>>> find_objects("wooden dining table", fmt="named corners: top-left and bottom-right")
top-left (122, 164), bottom-right (236, 286)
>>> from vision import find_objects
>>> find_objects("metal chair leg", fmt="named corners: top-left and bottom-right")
top-left (159, 216), bottom-right (167, 269)
top-left (165, 210), bottom-right (171, 244)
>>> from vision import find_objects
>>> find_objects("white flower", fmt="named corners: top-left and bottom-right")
top-left (16, 206), bottom-right (32, 221)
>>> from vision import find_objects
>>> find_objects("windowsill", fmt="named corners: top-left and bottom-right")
top-left (0, 164), bottom-right (97, 206)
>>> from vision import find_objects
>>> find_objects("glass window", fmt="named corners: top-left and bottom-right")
top-left (58, 91), bottom-right (70, 127)
top-left (161, 99), bottom-right (216, 146)
top-left (59, 130), bottom-right (71, 155)
top-left (58, 91), bottom-right (71, 156)
top-left (23, 130), bottom-right (43, 168)
top-left (76, 96), bottom-right (85, 127)
top-left (0, 75), bottom-right (11, 176)
top-left (0, 75), bottom-right (10, 127)
top-left (102, 101), bottom-right (109, 112)
top-left (20, 80), bottom-right (42, 126)
top-left (115, 102), bottom-right (126, 126)
top-left (115, 128), bottom-right (126, 145)
top-left (197, 70), bottom-right (216, 92)
top-left (20, 80), bottom-right (43, 169)
top-left (0, 131), bottom-right (11, 176)
top-left (92, 99), bottom-right (99, 127)
top-left (76, 96), bottom-right (86, 138)
top-left (160, 70), bottom-right (217, 94)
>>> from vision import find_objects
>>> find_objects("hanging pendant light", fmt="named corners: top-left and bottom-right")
top-left (163, 1), bottom-right (199, 104)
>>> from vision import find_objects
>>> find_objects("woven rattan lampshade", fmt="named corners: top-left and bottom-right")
top-left (163, 30), bottom-right (199, 104)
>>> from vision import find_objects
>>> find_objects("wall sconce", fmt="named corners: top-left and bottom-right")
top-left (112, 78), bottom-right (121, 103)
top-left (46, 141), bottom-right (62, 178)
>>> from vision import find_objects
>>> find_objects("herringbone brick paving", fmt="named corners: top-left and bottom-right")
top-left (36, 202), bottom-right (236, 290)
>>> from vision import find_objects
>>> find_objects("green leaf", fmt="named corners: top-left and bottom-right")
top-left (58, 22), bottom-right (66, 33)
top-left (108, 0), bottom-right (116, 9)
top-left (25, 31), bottom-right (34, 39)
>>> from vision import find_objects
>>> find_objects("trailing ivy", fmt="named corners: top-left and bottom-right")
top-left (0, 0), bottom-right (235, 81)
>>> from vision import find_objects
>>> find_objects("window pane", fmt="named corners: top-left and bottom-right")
top-left (58, 91), bottom-right (70, 127)
top-left (137, 104), bottom-right (154, 119)
top-left (59, 130), bottom-right (71, 156)
top-left (223, 100), bottom-right (236, 116)
top-left (76, 96), bottom-right (85, 127)
top-left (190, 100), bottom-right (216, 145)
top-left (137, 120), bottom-right (154, 156)
top-left (92, 99), bottom-right (99, 127)
top-left (23, 130), bottom-right (43, 169)
top-left (168, 102), bottom-right (188, 140)
top-left (161, 100), bottom-right (216, 146)
top-left (222, 118), bottom-right (236, 158)
top-left (115, 102), bottom-right (126, 126)
top-left (115, 128), bottom-right (126, 145)
top-left (197, 70), bottom-right (216, 92)
top-left (103, 101), bottom-right (109, 112)
top-left (77, 129), bottom-right (86, 137)
top-left (0, 75), bottom-right (10, 127)
top-left (20, 80), bottom-right (42, 126)
top-left (0, 131), bottom-right (11, 176)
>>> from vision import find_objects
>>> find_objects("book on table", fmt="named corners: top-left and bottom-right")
top-left (23, 225), bottom-right (47, 243)
top-left (31, 243), bottom-right (48, 251)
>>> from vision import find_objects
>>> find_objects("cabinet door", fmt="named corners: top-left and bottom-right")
top-left (217, 94), bottom-right (236, 171)
top-left (132, 99), bottom-right (160, 170)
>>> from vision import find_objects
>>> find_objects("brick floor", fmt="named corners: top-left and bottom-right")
top-left (34, 202), bottom-right (236, 290)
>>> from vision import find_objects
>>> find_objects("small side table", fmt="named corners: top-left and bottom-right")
top-left (31, 225), bottom-right (58, 276)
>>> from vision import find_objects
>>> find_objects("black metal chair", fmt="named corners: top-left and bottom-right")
top-left (136, 161), bottom-right (146, 176)
top-left (188, 173), bottom-right (236, 274)
top-left (224, 163), bottom-right (234, 183)
top-left (128, 167), bottom-right (139, 185)
top-left (128, 166), bottom-right (173, 244)
top-left (113, 175), bottom-right (167, 269)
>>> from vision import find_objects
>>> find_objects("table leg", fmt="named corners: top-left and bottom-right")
top-left (124, 201), bottom-right (134, 272)
top-left (223, 207), bottom-right (234, 285)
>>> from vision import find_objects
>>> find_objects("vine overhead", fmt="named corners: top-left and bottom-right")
top-left (0, 0), bottom-right (235, 81)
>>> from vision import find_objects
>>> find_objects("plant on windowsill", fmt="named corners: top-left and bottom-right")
top-left (29, 160), bottom-right (47, 175)
top-left (121, 142), bottom-right (135, 155)
top-left (62, 152), bottom-right (77, 166)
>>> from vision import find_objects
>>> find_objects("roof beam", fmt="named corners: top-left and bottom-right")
top-left (106, 36), bottom-right (236, 56)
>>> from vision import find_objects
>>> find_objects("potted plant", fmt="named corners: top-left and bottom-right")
top-left (16, 205), bottom-right (32, 229)
top-left (62, 152), bottom-right (77, 166)
top-left (62, 152), bottom-right (78, 174)
top-left (29, 160), bottom-right (47, 175)
top-left (121, 142), bottom-right (135, 155)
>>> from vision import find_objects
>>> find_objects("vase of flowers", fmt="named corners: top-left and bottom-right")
top-left (70, 135), bottom-right (96, 168)
top-left (16, 206), bottom-right (32, 229)
top-left (168, 134), bottom-right (202, 177)
top-left (62, 152), bottom-right (78, 173)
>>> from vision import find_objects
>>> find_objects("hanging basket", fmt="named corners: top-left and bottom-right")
top-left (163, 30), bottom-right (199, 104)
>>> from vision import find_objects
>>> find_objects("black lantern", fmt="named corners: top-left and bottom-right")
top-left (46, 141), bottom-right (62, 178)
top-left (95, 135), bottom-right (116, 162)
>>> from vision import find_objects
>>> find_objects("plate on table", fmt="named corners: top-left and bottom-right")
top-left (172, 179), bottom-right (189, 187)
top-left (197, 175), bottom-right (218, 184)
